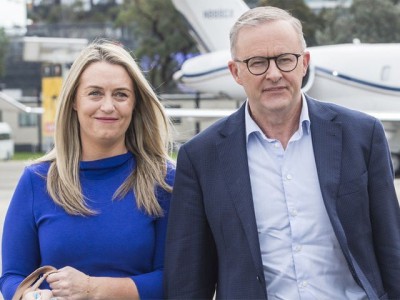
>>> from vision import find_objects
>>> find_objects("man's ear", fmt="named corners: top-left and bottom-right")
top-left (228, 60), bottom-right (243, 86)
top-left (302, 51), bottom-right (311, 76)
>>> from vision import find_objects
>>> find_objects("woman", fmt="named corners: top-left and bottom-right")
top-left (0, 40), bottom-right (175, 300)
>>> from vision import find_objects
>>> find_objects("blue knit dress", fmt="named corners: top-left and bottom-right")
top-left (0, 152), bottom-right (174, 300)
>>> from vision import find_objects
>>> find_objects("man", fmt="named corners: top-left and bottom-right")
top-left (164, 6), bottom-right (400, 300)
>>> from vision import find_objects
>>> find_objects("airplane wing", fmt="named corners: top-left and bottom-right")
top-left (364, 112), bottom-right (400, 122)
top-left (0, 91), bottom-right (44, 114)
top-left (165, 108), bottom-right (234, 119)
top-left (165, 109), bottom-right (400, 121)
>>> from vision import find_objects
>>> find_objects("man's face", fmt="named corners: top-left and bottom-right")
top-left (228, 20), bottom-right (310, 119)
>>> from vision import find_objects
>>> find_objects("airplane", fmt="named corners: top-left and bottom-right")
top-left (171, 0), bottom-right (400, 172)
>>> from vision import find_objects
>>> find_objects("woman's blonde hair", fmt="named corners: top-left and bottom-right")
top-left (37, 40), bottom-right (173, 216)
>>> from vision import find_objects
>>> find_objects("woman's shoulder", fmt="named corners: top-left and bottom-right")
top-left (24, 160), bottom-right (52, 177)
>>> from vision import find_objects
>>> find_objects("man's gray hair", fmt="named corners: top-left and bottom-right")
top-left (230, 6), bottom-right (307, 57)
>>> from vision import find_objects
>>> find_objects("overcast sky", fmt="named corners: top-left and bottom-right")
top-left (0, 0), bottom-right (27, 29)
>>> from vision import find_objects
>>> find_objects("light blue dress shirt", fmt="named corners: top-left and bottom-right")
top-left (246, 97), bottom-right (368, 300)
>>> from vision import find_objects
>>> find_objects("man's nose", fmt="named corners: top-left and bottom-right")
top-left (264, 59), bottom-right (282, 81)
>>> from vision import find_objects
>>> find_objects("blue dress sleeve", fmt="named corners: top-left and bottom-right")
top-left (131, 164), bottom-right (175, 299)
top-left (0, 167), bottom-right (42, 300)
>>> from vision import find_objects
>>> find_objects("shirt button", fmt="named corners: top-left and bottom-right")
top-left (286, 174), bottom-right (292, 180)
top-left (294, 245), bottom-right (302, 252)
top-left (299, 281), bottom-right (308, 288)
top-left (274, 142), bottom-right (279, 148)
top-left (290, 209), bottom-right (298, 217)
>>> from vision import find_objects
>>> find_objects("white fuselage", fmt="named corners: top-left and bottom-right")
top-left (175, 43), bottom-right (400, 110)
top-left (307, 43), bottom-right (400, 112)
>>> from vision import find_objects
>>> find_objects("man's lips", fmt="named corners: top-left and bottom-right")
top-left (263, 86), bottom-right (286, 92)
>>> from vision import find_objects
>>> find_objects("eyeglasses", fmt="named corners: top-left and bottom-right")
top-left (234, 53), bottom-right (302, 75)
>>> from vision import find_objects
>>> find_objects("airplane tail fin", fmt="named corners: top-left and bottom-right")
top-left (172, 0), bottom-right (249, 53)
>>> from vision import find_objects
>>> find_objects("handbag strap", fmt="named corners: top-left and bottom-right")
top-left (12, 266), bottom-right (58, 300)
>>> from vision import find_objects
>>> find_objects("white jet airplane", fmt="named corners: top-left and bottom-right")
top-left (171, 0), bottom-right (400, 171)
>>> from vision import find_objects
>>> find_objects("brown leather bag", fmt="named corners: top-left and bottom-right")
top-left (12, 266), bottom-right (57, 300)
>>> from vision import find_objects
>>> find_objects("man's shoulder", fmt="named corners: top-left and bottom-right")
top-left (307, 96), bottom-right (378, 123)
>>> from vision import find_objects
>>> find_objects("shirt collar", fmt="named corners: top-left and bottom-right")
top-left (245, 94), bottom-right (311, 143)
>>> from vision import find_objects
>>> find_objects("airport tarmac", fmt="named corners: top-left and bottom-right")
top-left (1, 161), bottom-right (400, 299)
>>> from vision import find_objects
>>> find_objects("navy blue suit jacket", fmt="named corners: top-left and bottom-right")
top-left (164, 96), bottom-right (400, 299)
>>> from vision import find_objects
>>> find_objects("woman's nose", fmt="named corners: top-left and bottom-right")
top-left (100, 95), bottom-right (115, 112)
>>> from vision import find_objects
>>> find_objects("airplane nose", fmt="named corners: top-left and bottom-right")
top-left (173, 70), bottom-right (184, 82)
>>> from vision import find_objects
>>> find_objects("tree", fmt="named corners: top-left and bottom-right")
top-left (245, 0), bottom-right (260, 8)
top-left (316, 0), bottom-right (400, 44)
top-left (115, 0), bottom-right (197, 93)
top-left (256, 0), bottom-right (323, 46)
top-left (28, 0), bottom-right (120, 24)
top-left (0, 28), bottom-right (8, 77)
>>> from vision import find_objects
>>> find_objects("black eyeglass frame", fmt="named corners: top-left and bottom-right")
top-left (234, 53), bottom-right (302, 76)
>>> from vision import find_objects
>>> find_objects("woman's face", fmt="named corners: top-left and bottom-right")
top-left (73, 61), bottom-right (135, 159)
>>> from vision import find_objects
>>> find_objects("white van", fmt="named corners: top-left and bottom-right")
top-left (0, 122), bottom-right (14, 160)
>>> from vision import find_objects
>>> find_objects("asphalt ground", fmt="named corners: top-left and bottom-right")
top-left (1, 161), bottom-right (400, 300)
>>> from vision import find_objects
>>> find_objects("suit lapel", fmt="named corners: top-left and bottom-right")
top-left (308, 98), bottom-right (342, 210)
top-left (307, 97), bottom-right (379, 299)
top-left (216, 104), bottom-right (265, 278)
